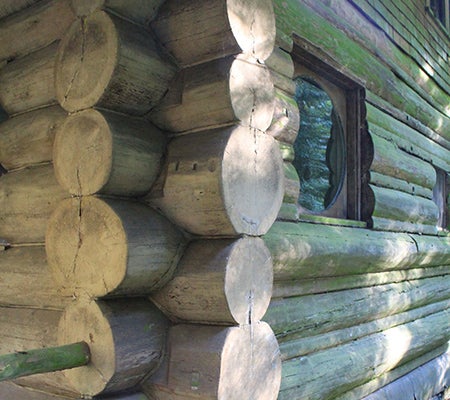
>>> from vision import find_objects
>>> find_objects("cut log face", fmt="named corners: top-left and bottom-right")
top-left (46, 197), bottom-right (185, 298)
top-left (143, 322), bottom-right (281, 400)
top-left (151, 54), bottom-right (275, 132)
top-left (151, 237), bottom-right (273, 325)
top-left (0, 164), bottom-right (66, 244)
top-left (0, 106), bottom-right (67, 171)
top-left (58, 298), bottom-right (168, 396)
top-left (0, 42), bottom-right (58, 115)
top-left (53, 109), bottom-right (165, 196)
top-left (147, 125), bottom-right (284, 236)
top-left (151, 0), bottom-right (276, 66)
top-left (55, 10), bottom-right (176, 114)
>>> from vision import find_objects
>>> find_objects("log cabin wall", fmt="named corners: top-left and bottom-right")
top-left (0, 1), bottom-right (448, 400)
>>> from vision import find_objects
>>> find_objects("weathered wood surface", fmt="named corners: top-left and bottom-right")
top-left (0, 342), bottom-right (90, 382)
top-left (371, 185), bottom-right (439, 232)
top-left (0, 382), bottom-right (76, 400)
top-left (278, 299), bottom-right (450, 361)
top-left (0, 164), bottom-right (66, 244)
top-left (151, 54), bottom-right (275, 133)
top-left (55, 10), bottom-right (176, 115)
top-left (361, 349), bottom-right (450, 400)
top-left (0, 42), bottom-right (58, 115)
top-left (70, 0), bottom-right (164, 25)
top-left (272, 265), bottom-right (450, 298)
top-left (279, 308), bottom-right (450, 400)
top-left (265, 221), bottom-right (426, 282)
top-left (370, 172), bottom-right (432, 200)
top-left (0, 0), bottom-right (42, 20)
top-left (281, 162), bottom-right (300, 205)
top-left (266, 89), bottom-right (299, 144)
top-left (53, 109), bottom-right (165, 196)
top-left (0, 307), bottom-right (77, 396)
top-left (272, 0), bottom-right (450, 142)
top-left (151, 0), bottom-right (276, 66)
top-left (265, 275), bottom-right (450, 338)
top-left (371, 133), bottom-right (436, 190)
top-left (151, 237), bottom-right (273, 325)
top-left (142, 322), bottom-right (281, 400)
top-left (0, 106), bottom-right (66, 171)
top-left (265, 47), bottom-right (294, 86)
top-left (0, 246), bottom-right (71, 309)
top-left (367, 102), bottom-right (450, 172)
top-left (46, 197), bottom-right (185, 298)
top-left (0, 0), bottom-right (75, 62)
top-left (147, 125), bottom-right (284, 236)
top-left (58, 299), bottom-right (168, 396)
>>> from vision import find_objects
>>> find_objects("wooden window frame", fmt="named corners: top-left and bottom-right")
top-left (291, 43), bottom-right (366, 223)
top-left (427, 0), bottom-right (450, 32)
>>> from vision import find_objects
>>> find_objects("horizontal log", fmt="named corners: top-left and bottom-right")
top-left (0, 106), bottom-right (66, 171)
top-left (0, 42), bottom-right (58, 115)
top-left (278, 299), bottom-right (450, 361)
top-left (151, 0), bottom-right (276, 66)
top-left (70, 0), bottom-right (164, 25)
top-left (59, 298), bottom-right (168, 396)
top-left (0, 307), bottom-right (77, 396)
top-left (371, 133), bottom-right (436, 190)
top-left (278, 142), bottom-right (295, 162)
top-left (0, 246), bottom-right (71, 309)
top-left (0, 0), bottom-right (41, 19)
top-left (366, 104), bottom-right (450, 172)
top-left (0, 342), bottom-right (90, 382)
top-left (265, 275), bottom-right (450, 338)
top-left (266, 89), bottom-right (299, 144)
top-left (370, 172), bottom-right (432, 199)
top-left (53, 108), bottom-right (165, 196)
top-left (272, 265), bottom-right (450, 298)
top-left (142, 322), bottom-right (281, 399)
top-left (151, 54), bottom-right (275, 132)
top-left (278, 309), bottom-right (450, 400)
top-left (264, 221), bottom-right (422, 281)
top-left (265, 47), bottom-right (294, 80)
top-left (0, 0), bottom-right (74, 62)
top-left (361, 350), bottom-right (450, 400)
top-left (371, 184), bottom-right (439, 229)
top-left (151, 237), bottom-right (273, 325)
top-left (55, 10), bottom-right (176, 115)
top-left (371, 217), bottom-right (439, 235)
top-left (146, 125), bottom-right (284, 236)
top-left (46, 197), bottom-right (185, 298)
top-left (281, 162), bottom-right (300, 205)
top-left (0, 164), bottom-right (66, 244)
top-left (412, 233), bottom-right (450, 266)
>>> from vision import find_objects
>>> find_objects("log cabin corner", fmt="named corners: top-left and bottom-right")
top-left (0, 0), bottom-right (449, 399)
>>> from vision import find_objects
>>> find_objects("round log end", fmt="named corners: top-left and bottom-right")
top-left (54, 109), bottom-right (112, 196)
top-left (228, 0), bottom-right (276, 61)
top-left (230, 54), bottom-right (275, 131)
top-left (223, 127), bottom-right (284, 236)
top-left (46, 197), bottom-right (184, 298)
top-left (55, 11), bottom-right (118, 112)
top-left (58, 298), bottom-right (168, 396)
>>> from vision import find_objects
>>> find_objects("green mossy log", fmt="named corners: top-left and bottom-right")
top-left (370, 172), bottom-right (432, 200)
top-left (279, 309), bottom-right (450, 400)
top-left (0, 342), bottom-right (90, 382)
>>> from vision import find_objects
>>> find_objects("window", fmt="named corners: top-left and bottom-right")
top-left (433, 168), bottom-right (449, 230)
top-left (427, 0), bottom-right (450, 31)
top-left (291, 44), bottom-right (367, 222)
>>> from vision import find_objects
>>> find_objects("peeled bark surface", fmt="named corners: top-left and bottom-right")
top-left (0, 0), bottom-right (75, 62)
top-left (151, 237), bottom-right (273, 325)
top-left (143, 322), bottom-right (281, 400)
top-left (70, 0), bottom-right (164, 25)
top-left (266, 89), bottom-right (299, 144)
top-left (53, 108), bottom-right (165, 196)
top-left (147, 125), bottom-right (284, 236)
top-left (151, 54), bottom-right (275, 133)
top-left (58, 298), bottom-right (168, 396)
top-left (0, 0), bottom-right (42, 19)
top-left (0, 164), bottom-right (66, 244)
top-left (0, 42), bottom-right (58, 115)
top-left (0, 106), bottom-right (66, 171)
top-left (0, 246), bottom-right (71, 309)
top-left (46, 197), bottom-right (185, 298)
top-left (152, 0), bottom-right (276, 66)
top-left (55, 10), bottom-right (176, 114)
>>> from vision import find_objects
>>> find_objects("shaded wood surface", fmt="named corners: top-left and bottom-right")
top-left (0, 0), bottom-right (42, 19)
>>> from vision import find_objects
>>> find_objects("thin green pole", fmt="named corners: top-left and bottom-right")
top-left (0, 341), bottom-right (90, 382)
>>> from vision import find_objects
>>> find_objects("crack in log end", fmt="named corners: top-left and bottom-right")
top-left (247, 289), bottom-right (254, 325)
top-left (71, 197), bottom-right (83, 277)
